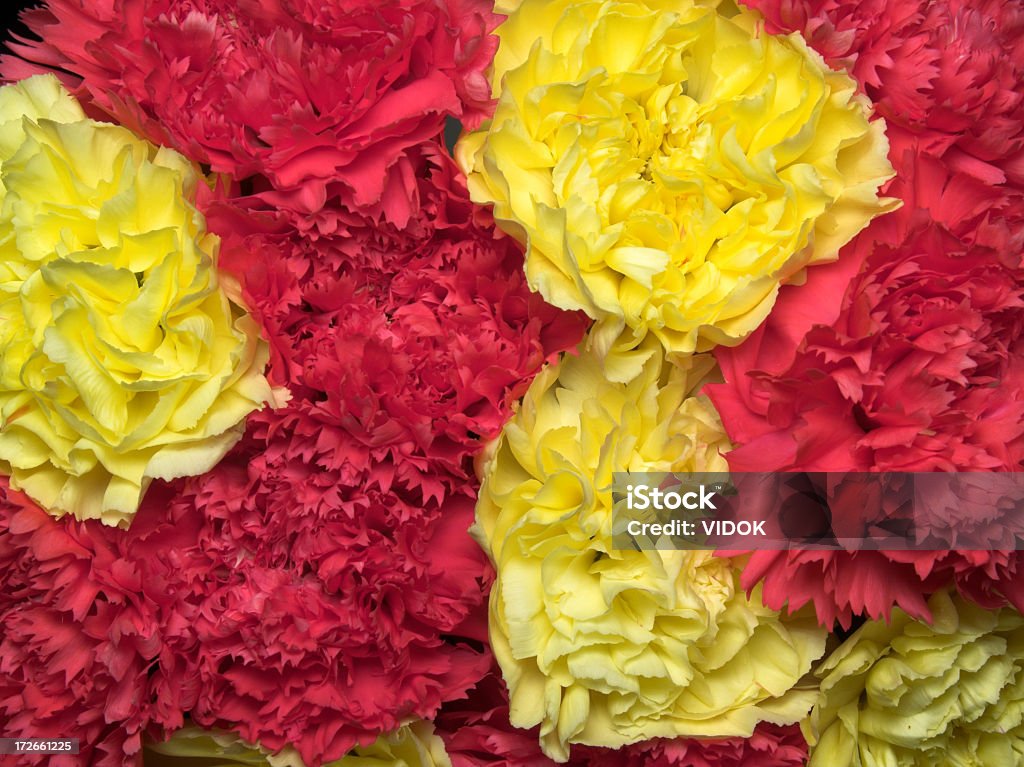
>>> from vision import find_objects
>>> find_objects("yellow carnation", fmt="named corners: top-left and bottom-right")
top-left (473, 335), bottom-right (827, 761)
top-left (806, 591), bottom-right (1024, 767)
top-left (458, 0), bottom-right (897, 354)
top-left (146, 722), bottom-right (452, 767)
top-left (0, 75), bottom-right (278, 527)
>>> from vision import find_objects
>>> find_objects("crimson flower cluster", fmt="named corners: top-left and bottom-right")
top-left (181, 150), bottom-right (585, 761)
top-left (0, 0), bottom-right (588, 759)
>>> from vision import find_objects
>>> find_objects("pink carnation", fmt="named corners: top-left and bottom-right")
top-left (741, 0), bottom-right (1024, 186)
top-left (3, 0), bottom-right (500, 223)
top-left (437, 672), bottom-right (808, 767)
top-left (0, 467), bottom-right (487, 767)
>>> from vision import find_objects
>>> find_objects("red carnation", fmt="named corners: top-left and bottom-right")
top-left (211, 145), bottom-right (588, 418)
top-left (0, 481), bottom-right (203, 767)
top-left (3, 0), bottom-right (500, 224)
top-left (158, 150), bottom-right (583, 764)
top-left (169, 450), bottom-right (492, 764)
top-left (709, 128), bottom-right (1024, 626)
top-left (742, 0), bottom-right (1024, 186)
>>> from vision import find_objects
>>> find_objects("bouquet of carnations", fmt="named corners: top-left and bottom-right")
top-left (0, 0), bottom-right (1021, 765)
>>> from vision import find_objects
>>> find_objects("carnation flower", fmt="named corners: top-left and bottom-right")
top-left (743, 0), bottom-right (1024, 186)
top-left (180, 474), bottom-right (491, 765)
top-left (805, 591), bottom-right (1024, 766)
top-left (148, 150), bottom-right (585, 765)
top-left (707, 134), bottom-right (1024, 625)
top-left (718, 222), bottom-right (1024, 473)
top-left (3, 0), bottom-right (501, 224)
top-left (0, 442), bottom-right (484, 767)
top-left (0, 75), bottom-right (275, 527)
top-left (146, 721), bottom-right (453, 767)
top-left (0, 478), bottom-right (203, 767)
top-left (437, 670), bottom-right (810, 767)
top-left (457, 0), bottom-right (896, 355)
top-left (208, 146), bottom-right (588, 458)
top-left (473, 334), bottom-right (826, 761)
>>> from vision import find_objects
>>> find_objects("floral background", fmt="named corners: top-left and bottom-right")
top-left (0, 1), bottom-right (1021, 766)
